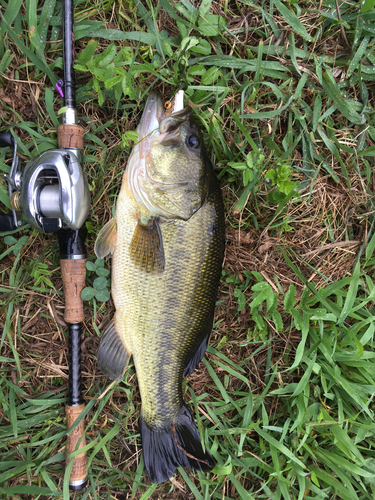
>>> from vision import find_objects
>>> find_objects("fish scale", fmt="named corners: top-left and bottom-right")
top-left (95, 91), bottom-right (225, 483)
top-left (113, 183), bottom-right (224, 426)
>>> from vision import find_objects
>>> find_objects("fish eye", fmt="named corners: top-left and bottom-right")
top-left (187, 134), bottom-right (200, 149)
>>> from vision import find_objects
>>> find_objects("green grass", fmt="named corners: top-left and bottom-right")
top-left (1, 0), bottom-right (375, 498)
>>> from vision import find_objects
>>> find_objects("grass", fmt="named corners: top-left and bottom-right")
top-left (1, 0), bottom-right (375, 498)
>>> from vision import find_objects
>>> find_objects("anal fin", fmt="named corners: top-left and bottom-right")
top-left (129, 217), bottom-right (165, 273)
top-left (97, 320), bottom-right (130, 381)
top-left (95, 218), bottom-right (117, 259)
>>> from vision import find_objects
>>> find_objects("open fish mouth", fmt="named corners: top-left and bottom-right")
top-left (137, 90), bottom-right (190, 142)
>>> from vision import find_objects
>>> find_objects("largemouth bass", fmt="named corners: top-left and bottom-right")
top-left (94, 91), bottom-right (225, 483)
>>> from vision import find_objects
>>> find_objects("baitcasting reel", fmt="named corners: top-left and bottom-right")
top-left (0, 128), bottom-right (90, 234)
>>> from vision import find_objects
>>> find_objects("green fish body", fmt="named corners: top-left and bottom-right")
top-left (95, 92), bottom-right (225, 483)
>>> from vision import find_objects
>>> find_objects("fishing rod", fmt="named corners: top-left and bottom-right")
top-left (0, 0), bottom-right (89, 491)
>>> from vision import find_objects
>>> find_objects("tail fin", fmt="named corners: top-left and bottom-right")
top-left (140, 405), bottom-right (214, 484)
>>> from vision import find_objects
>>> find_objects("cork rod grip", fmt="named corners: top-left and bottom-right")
top-left (60, 259), bottom-right (87, 323)
top-left (65, 403), bottom-right (87, 485)
top-left (57, 124), bottom-right (84, 149)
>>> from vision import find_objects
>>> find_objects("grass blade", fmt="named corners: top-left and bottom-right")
top-left (273, 0), bottom-right (313, 41)
top-left (322, 72), bottom-right (366, 125)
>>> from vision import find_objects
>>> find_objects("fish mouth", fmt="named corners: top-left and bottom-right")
top-left (160, 91), bottom-right (192, 145)
top-left (138, 91), bottom-right (191, 142)
top-left (137, 92), bottom-right (165, 142)
top-left (168, 89), bottom-right (191, 120)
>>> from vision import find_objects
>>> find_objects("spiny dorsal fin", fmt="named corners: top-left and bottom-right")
top-left (97, 320), bottom-right (130, 381)
top-left (95, 218), bottom-right (117, 259)
top-left (129, 218), bottom-right (165, 273)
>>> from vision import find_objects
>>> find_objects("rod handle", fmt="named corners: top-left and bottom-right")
top-left (60, 259), bottom-right (87, 323)
top-left (57, 124), bottom-right (84, 149)
top-left (65, 403), bottom-right (88, 491)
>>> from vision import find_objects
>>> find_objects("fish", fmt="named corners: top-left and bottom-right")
top-left (94, 90), bottom-right (225, 483)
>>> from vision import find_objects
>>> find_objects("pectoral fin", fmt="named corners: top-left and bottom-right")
top-left (95, 218), bottom-right (117, 259)
top-left (97, 320), bottom-right (130, 381)
top-left (129, 218), bottom-right (165, 273)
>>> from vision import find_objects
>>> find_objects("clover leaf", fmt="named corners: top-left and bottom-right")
top-left (81, 258), bottom-right (111, 303)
